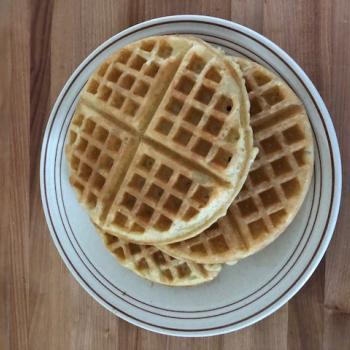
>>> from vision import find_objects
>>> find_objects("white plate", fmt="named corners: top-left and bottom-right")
top-left (40, 15), bottom-right (342, 336)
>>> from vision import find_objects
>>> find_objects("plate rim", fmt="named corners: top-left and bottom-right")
top-left (40, 15), bottom-right (342, 336)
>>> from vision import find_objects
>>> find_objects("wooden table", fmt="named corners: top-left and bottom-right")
top-left (2, 0), bottom-right (349, 349)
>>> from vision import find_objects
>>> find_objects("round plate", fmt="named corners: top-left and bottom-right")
top-left (40, 15), bottom-right (342, 336)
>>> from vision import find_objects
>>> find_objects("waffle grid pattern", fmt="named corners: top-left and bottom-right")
top-left (67, 110), bottom-right (134, 213)
top-left (84, 38), bottom-right (176, 131)
top-left (147, 52), bottom-right (240, 171)
top-left (161, 61), bottom-right (313, 263)
top-left (107, 144), bottom-right (213, 233)
top-left (101, 231), bottom-right (220, 285)
top-left (67, 37), bottom-right (254, 242)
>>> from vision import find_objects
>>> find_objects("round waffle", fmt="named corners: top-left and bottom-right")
top-left (95, 225), bottom-right (221, 286)
top-left (159, 57), bottom-right (314, 264)
top-left (66, 36), bottom-right (256, 244)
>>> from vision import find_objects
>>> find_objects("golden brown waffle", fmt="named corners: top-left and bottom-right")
top-left (159, 57), bottom-right (314, 264)
top-left (96, 226), bottom-right (221, 286)
top-left (66, 36), bottom-right (256, 245)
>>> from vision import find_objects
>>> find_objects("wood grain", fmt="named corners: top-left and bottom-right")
top-left (0, 0), bottom-right (29, 349)
top-left (0, 0), bottom-right (348, 349)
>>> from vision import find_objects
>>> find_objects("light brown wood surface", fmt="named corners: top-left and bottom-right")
top-left (1, 0), bottom-right (349, 349)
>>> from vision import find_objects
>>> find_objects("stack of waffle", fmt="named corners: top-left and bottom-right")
top-left (66, 36), bottom-right (313, 286)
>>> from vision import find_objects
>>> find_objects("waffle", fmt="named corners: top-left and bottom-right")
top-left (66, 36), bottom-right (256, 245)
top-left (96, 225), bottom-right (222, 286)
top-left (159, 57), bottom-right (314, 264)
